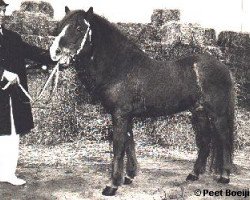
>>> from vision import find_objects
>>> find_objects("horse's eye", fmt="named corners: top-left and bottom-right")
top-left (76, 26), bottom-right (82, 32)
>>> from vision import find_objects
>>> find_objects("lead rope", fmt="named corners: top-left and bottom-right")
top-left (16, 62), bottom-right (60, 104)
top-left (36, 62), bottom-right (60, 101)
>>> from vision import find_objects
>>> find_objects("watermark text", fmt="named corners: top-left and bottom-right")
top-left (194, 188), bottom-right (249, 198)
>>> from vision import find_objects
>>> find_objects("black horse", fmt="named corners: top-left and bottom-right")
top-left (50, 7), bottom-right (235, 196)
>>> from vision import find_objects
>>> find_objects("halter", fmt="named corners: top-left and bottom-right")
top-left (76, 19), bottom-right (92, 55)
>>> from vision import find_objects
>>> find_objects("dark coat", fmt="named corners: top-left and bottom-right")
top-left (0, 27), bottom-right (53, 136)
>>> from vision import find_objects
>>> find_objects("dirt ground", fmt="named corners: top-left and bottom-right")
top-left (0, 140), bottom-right (249, 200)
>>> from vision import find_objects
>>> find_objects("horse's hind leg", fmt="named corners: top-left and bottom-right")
top-left (211, 114), bottom-right (234, 184)
top-left (124, 121), bottom-right (138, 185)
top-left (187, 109), bottom-right (211, 181)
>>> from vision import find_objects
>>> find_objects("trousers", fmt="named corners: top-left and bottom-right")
top-left (0, 96), bottom-right (20, 180)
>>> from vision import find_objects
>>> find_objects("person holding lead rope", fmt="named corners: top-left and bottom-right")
top-left (0, 0), bottom-right (54, 185)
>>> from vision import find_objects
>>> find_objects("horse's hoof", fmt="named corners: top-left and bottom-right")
top-left (186, 174), bottom-right (199, 181)
top-left (126, 170), bottom-right (137, 179)
top-left (102, 186), bottom-right (118, 196)
top-left (217, 177), bottom-right (230, 184)
top-left (124, 177), bottom-right (133, 185)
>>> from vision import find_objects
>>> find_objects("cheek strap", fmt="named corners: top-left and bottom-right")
top-left (76, 20), bottom-right (92, 55)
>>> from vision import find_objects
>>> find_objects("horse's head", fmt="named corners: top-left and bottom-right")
top-left (50, 6), bottom-right (94, 66)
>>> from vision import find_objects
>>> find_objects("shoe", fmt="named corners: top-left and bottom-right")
top-left (0, 176), bottom-right (26, 186)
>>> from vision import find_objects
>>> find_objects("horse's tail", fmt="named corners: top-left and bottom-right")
top-left (210, 73), bottom-right (235, 173)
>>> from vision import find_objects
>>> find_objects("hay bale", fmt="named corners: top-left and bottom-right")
top-left (218, 32), bottom-right (250, 106)
top-left (160, 22), bottom-right (181, 45)
top-left (151, 9), bottom-right (162, 27)
top-left (117, 22), bottom-right (160, 46)
top-left (161, 22), bottom-right (216, 48)
top-left (162, 43), bottom-right (201, 60)
top-left (217, 31), bottom-right (250, 49)
top-left (139, 23), bottom-right (161, 42)
top-left (180, 23), bottom-right (207, 46)
top-left (204, 28), bottom-right (216, 45)
top-left (151, 9), bottom-right (180, 27)
top-left (6, 11), bottom-right (57, 36)
top-left (21, 35), bottom-right (54, 50)
top-left (116, 22), bottom-right (146, 44)
top-left (140, 41), bottom-right (163, 60)
top-left (26, 68), bottom-right (80, 144)
top-left (20, 1), bottom-right (54, 18)
top-left (161, 9), bottom-right (180, 23)
top-left (116, 22), bottom-right (163, 60)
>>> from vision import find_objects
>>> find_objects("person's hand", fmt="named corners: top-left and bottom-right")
top-left (1, 70), bottom-right (20, 90)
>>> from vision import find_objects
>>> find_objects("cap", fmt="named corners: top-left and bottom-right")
top-left (0, 0), bottom-right (8, 7)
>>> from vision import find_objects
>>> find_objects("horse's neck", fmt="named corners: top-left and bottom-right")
top-left (81, 27), bottom-right (125, 79)
top-left (75, 46), bottom-right (107, 95)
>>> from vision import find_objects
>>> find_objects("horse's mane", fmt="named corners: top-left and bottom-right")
top-left (91, 12), bottom-right (142, 53)
top-left (93, 14), bottom-right (130, 41)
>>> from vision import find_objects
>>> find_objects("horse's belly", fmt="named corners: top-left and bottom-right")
top-left (132, 93), bottom-right (198, 117)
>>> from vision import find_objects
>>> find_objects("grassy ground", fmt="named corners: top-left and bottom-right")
top-left (0, 140), bottom-right (249, 200)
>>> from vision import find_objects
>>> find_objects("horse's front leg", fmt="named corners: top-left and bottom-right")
top-left (124, 120), bottom-right (138, 185)
top-left (102, 112), bottom-right (130, 196)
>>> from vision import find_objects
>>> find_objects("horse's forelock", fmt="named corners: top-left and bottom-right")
top-left (57, 10), bottom-right (85, 34)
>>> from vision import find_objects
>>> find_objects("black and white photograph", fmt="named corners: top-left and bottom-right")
top-left (0, 0), bottom-right (249, 199)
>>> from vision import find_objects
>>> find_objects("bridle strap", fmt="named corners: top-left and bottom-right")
top-left (76, 19), bottom-right (92, 55)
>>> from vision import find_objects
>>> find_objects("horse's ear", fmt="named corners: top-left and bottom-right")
top-left (65, 6), bottom-right (70, 14)
top-left (86, 7), bottom-right (93, 20)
